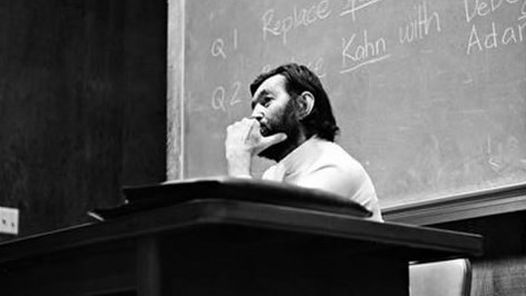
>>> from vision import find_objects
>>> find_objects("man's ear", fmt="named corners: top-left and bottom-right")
top-left (296, 91), bottom-right (314, 120)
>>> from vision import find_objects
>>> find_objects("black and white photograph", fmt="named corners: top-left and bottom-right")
top-left (0, 0), bottom-right (525, 295)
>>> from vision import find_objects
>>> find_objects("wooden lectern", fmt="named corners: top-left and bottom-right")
top-left (0, 178), bottom-right (482, 295)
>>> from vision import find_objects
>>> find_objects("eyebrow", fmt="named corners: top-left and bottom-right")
top-left (251, 89), bottom-right (271, 109)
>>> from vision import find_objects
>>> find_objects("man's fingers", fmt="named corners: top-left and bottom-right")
top-left (227, 118), bottom-right (287, 156)
top-left (259, 133), bottom-right (287, 150)
top-left (226, 118), bottom-right (258, 142)
top-left (243, 118), bottom-right (260, 142)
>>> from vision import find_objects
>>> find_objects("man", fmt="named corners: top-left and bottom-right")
top-left (225, 63), bottom-right (382, 221)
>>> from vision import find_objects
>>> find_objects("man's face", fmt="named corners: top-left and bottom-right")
top-left (250, 74), bottom-right (300, 160)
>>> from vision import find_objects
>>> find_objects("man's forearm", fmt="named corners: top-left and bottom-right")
top-left (226, 151), bottom-right (252, 177)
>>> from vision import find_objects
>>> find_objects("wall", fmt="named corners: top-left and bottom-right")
top-left (435, 211), bottom-right (526, 296)
top-left (0, 0), bottom-right (166, 239)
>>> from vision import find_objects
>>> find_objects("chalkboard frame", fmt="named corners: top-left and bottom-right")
top-left (167, 0), bottom-right (185, 180)
top-left (383, 182), bottom-right (526, 225)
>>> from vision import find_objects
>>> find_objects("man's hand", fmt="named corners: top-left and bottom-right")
top-left (225, 118), bottom-right (287, 177)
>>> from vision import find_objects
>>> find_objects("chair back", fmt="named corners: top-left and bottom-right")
top-left (410, 258), bottom-right (471, 296)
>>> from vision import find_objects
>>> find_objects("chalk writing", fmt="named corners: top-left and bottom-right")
top-left (340, 0), bottom-right (383, 21)
top-left (308, 57), bottom-right (328, 78)
top-left (464, 0), bottom-right (520, 23)
top-left (464, 0), bottom-right (526, 54)
top-left (230, 81), bottom-right (242, 106)
top-left (290, 56), bottom-right (327, 77)
top-left (211, 39), bottom-right (226, 59)
top-left (261, 64), bottom-right (272, 73)
top-left (261, 57), bottom-right (326, 77)
top-left (487, 134), bottom-right (523, 172)
top-left (262, 0), bottom-right (331, 45)
top-left (340, 30), bottom-right (391, 74)
top-left (466, 21), bottom-right (526, 54)
top-left (211, 87), bottom-right (226, 111)
top-left (398, 0), bottom-right (441, 44)
top-left (211, 81), bottom-right (242, 111)
top-left (210, 29), bottom-right (238, 59)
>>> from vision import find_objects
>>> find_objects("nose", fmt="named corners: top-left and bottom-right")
top-left (250, 104), bottom-right (265, 121)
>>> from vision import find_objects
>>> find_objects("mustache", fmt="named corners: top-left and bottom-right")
top-left (259, 119), bottom-right (295, 138)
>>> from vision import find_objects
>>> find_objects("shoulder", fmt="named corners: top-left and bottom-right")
top-left (314, 140), bottom-right (382, 221)
top-left (310, 139), bottom-right (366, 177)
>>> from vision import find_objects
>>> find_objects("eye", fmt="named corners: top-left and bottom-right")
top-left (262, 96), bottom-right (272, 107)
top-left (251, 96), bottom-right (273, 110)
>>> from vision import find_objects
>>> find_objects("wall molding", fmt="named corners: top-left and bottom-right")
top-left (383, 183), bottom-right (526, 225)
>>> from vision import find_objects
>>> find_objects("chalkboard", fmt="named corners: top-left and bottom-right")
top-left (181, 0), bottom-right (526, 208)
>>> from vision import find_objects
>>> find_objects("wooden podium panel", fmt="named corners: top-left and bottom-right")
top-left (0, 199), bottom-right (482, 295)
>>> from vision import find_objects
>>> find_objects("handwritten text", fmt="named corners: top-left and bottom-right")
top-left (341, 30), bottom-right (391, 74)
top-left (262, 0), bottom-right (331, 45)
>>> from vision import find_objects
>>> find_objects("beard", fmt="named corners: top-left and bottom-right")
top-left (257, 101), bottom-right (300, 161)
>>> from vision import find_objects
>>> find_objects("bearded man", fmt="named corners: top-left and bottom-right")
top-left (225, 63), bottom-right (382, 221)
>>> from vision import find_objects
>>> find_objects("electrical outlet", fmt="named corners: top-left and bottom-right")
top-left (0, 206), bottom-right (19, 235)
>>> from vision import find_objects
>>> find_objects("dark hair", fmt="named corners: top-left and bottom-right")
top-left (250, 63), bottom-right (339, 142)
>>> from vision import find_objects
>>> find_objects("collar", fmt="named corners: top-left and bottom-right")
top-left (278, 136), bottom-right (323, 177)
